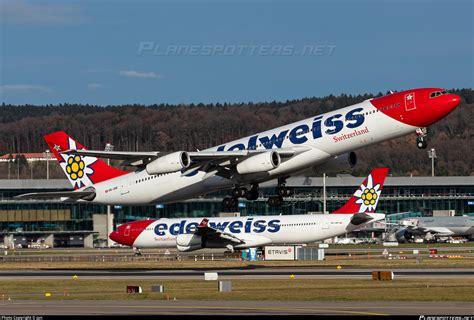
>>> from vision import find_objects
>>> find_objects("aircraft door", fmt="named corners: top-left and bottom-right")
top-left (404, 92), bottom-right (416, 111)
top-left (124, 225), bottom-right (131, 237)
top-left (121, 181), bottom-right (130, 195)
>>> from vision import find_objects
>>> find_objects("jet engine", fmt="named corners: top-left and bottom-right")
top-left (236, 151), bottom-right (281, 175)
top-left (313, 152), bottom-right (357, 174)
top-left (146, 151), bottom-right (191, 175)
top-left (394, 228), bottom-right (413, 243)
top-left (176, 233), bottom-right (202, 252)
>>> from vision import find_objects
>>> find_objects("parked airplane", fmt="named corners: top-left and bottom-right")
top-left (17, 88), bottom-right (460, 207)
top-left (109, 169), bottom-right (388, 251)
top-left (393, 216), bottom-right (474, 242)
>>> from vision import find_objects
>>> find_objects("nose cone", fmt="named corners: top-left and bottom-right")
top-left (109, 231), bottom-right (120, 243)
top-left (447, 94), bottom-right (461, 110)
top-left (438, 93), bottom-right (462, 117)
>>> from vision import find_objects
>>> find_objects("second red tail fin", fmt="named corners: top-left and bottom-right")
top-left (44, 131), bottom-right (128, 189)
top-left (331, 168), bottom-right (389, 214)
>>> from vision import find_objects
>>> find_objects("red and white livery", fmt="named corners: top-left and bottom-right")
top-left (109, 169), bottom-right (388, 251)
top-left (17, 88), bottom-right (460, 207)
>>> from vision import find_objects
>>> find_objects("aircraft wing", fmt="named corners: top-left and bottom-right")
top-left (403, 225), bottom-right (455, 236)
top-left (414, 226), bottom-right (455, 236)
top-left (62, 148), bottom-right (296, 161)
top-left (14, 190), bottom-right (95, 201)
top-left (195, 218), bottom-right (245, 244)
top-left (60, 149), bottom-right (160, 164)
top-left (61, 147), bottom-right (303, 174)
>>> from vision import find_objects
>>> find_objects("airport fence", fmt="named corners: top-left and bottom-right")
top-left (0, 252), bottom-right (243, 263)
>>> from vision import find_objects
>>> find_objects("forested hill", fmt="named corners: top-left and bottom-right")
top-left (0, 88), bottom-right (472, 176)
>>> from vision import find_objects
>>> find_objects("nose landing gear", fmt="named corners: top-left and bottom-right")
top-left (416, 127), bottom-right (428, 149)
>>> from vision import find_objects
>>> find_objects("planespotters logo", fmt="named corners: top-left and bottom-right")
top-left (58, 138), bottom-right (97, 189)
top-left (354, 173), bottom-right (381, 212)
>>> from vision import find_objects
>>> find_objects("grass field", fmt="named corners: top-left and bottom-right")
top-left (0, 256), bottom-right (473, 270)
top-left (1, 278), bottom-right (473, 301)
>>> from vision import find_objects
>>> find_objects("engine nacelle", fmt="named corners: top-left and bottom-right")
top-left (312, 152), bottom-right (357, 174)
top-left (395, 228), bottom-right (413, 243)
top-left (236, 151), bottom-right (281, 175)
top-left (176, 233), bottom-right (202, 252)
top-left (146, 151), bottom-right (191, 175)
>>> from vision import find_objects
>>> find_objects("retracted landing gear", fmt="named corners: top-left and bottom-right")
top-left (416, 127), bottom-right (428, 149)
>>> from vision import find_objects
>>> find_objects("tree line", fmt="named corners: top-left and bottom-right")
top-left (0, 88), bottom-right (472, 178)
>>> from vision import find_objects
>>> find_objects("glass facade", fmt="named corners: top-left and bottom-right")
top-left (0, 179), bottom-right (473, 232)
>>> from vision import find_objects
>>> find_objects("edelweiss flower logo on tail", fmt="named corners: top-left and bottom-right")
top-left (58, 138), bottom-right (97, 189)
top-left (354, 173), bottom-right (381, 212)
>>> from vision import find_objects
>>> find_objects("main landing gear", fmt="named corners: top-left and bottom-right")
top-left (222, 179), bottom-right (294, 208)
top-left (267, 178), bottom-right (294, 207)
top-left (416, 127), bottom-right (428, 149)
top-left (222, 184), bottom-right (260, 208)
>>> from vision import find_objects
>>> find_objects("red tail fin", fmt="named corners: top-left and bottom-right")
top-left (44, 131), bottom-right (128, 189)
top-left (331, 168), bottom-right (389, 214)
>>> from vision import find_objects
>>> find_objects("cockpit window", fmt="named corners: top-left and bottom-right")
top-left (430, 90), bottom-right (447, 98)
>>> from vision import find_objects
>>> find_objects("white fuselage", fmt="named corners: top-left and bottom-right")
top-left (91, 99), bottom-right (415, 205)
top-left (129, 213), bottom-right (385, 249)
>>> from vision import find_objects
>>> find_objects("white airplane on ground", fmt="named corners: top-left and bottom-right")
top-left (393, 216), bottom-right (474, 242)
top-left (17, 88), bottom-right (460, 207)
top-left (109, 168), bottom-right (388, 251)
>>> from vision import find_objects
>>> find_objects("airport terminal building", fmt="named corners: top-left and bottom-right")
top-left (0, 176), bottom-right (473, 247)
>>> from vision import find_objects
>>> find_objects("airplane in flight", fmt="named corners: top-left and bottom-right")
top-left (392, 216), bottom-right (474, 243)
top-left (109, 168), bottom-right (388, 252)
top-left (17, 88), bottom-right (460, 208)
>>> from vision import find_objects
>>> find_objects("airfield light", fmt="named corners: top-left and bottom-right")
top-left (105, 143), bottom-right (114, 247)
top-left (428, 148), bottom-right (437, 177)
top-left (45, 150), bottom-right (50, 180)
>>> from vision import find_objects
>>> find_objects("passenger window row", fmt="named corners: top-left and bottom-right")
top-left (136, 174), bottom-right (170, 184)
top-left (281, 222), bottom-right (317, 227)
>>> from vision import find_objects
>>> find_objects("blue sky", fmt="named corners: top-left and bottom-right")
top-left (1, 0), bottom-right (472, 105)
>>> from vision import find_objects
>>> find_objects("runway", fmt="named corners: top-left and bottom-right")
top-left (1, 268), bottom-right (473, 279)
top-left (1, 300), bottom-right (473, 315)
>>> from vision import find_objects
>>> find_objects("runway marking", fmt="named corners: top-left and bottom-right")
top-left (110, 304), bottom-right (389, 316)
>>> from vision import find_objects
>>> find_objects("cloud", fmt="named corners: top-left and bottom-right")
top-left (0, 84), bottom-right (53, 94)
top-left (0, 0), bottom-right (83, 25)
top-left (87, 83), bottom-right (102, 90)
top-left (119, 70), bottom-right (159, 79)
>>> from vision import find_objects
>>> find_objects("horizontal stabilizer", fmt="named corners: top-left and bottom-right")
top-left (15, 190), bottom-right (96, 201)
top-left (350, 212), bottom-right (374, 225)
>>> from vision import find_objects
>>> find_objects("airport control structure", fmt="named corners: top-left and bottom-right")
top-left (0, 175), bottom-right (473, 248)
